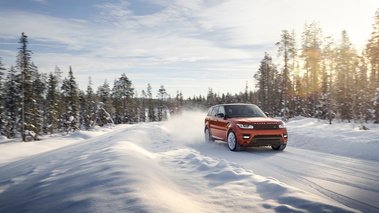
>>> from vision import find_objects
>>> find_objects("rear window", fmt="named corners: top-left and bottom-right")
top-left (224, 105), bottom-right (266, 118)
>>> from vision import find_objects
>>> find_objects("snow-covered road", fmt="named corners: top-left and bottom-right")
top-left (190, 144), bottom-right (379, 213)
top-left (0, 111), bottom-right (378, 212)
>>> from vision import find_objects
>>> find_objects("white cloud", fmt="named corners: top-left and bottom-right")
top-left (0, 10), bottom-right (89, 50)
top-left (0, 0), bottom-right (377, 97)
top-left (32, 0), bottom-right (48, 5)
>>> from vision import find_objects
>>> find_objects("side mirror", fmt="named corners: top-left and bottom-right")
top-left (216, 113), bottom-right (225, 118)
top-left (264, 112), bottom-right (270, 117)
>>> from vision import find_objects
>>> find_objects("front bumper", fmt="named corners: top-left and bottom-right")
top-left (236, 129), bottom-right (288, 147)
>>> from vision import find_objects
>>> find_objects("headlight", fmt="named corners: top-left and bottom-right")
top-left (237, 124), bottom-right (254, 129)
top-left (279, 122), bottom-right (286, 128)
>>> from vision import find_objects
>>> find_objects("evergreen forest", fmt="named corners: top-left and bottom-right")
top-left (1, 10), bottom-right (379, 141)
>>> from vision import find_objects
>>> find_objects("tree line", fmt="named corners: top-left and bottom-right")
top-left (0, 33), bottom-right (185, 141)
top-left (194, 10), bottom-right (379, 126)
top-left (1, 10), bottom-right (379, 141)
top-left (191, 11), bottom-right (379, 126)
top-left (251, 17), bottom-right (379, 125)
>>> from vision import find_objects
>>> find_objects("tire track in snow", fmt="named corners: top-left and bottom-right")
top-left (188, 141), bottom-right (379, 213)
top-left (251, 149), bottom-right (379, 213)
top-left (256, 148), bottom-right (379, 194)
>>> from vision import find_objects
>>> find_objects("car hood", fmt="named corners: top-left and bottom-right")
top-left (229, 117), bottom-right (283, 124)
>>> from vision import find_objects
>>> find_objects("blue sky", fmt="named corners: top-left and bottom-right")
top-left (0, 0), bottom-right (378, 98)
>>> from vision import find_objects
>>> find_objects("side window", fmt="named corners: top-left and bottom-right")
top-left (207, 107), bottom-right (213, 116)
top-left (211, 106), bottom-right (219, 117)
top-left (218, 106), bottom-right (225, 115)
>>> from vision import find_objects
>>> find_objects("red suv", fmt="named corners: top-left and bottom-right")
top-left (204, 104), bottom-right (288, 151)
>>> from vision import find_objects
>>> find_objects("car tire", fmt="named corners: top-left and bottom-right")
top-left (204, 127), bottom-right (214, 143)
top-left (272, 144), bottom-right (286, 151)
top-left (227, 131), bottom-right (240, 151)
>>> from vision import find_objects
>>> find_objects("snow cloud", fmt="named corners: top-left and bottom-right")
top-left (162, 110), bottom-right (206, 145)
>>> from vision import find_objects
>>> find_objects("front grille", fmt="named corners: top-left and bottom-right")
top-left (253, 124), bottom-right (279, 130)
top-left (251, 135), bottom-right (283, 146)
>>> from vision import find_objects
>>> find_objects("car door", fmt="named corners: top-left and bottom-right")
top-left (207, 106), bottom-right (219, 138)
top-left (213, 106), bottom-right (228, 140)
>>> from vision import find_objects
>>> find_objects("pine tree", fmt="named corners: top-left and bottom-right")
top-left (46, 72), bottom-right (60, 134)
top-left (97, 80), bottom-right (114, 126)
top-left (112, 73), bottom-right (134, 124)
top-left (254, 52), bottom-right (280, 116)
top-left (4, 66), bottom-right (20, 138)
top-left (319, 36), bottom-right (337, 124)
top-left (335, 30), bottom-right (357, 122)
top-left (81, 77), bottom-right (97, 130)
top-left (0, 58), bottom-right (7, 136)
top-left (129, 89), bottom-right (139, 123)
top-left (354, 56), bottom-right (372, 124)
top-left (157, 85), bottom-right (168, 121)
top-left (146, 83), bottom-right (155, 122)
top-left (174, 90), bottom-right (183, 114)
top-left (16, 32), bottom-right (40, 141)
top-left (32, 68), bottom-right (46, 135)
top-left (301, 22), bottom-right (323, 117)
top-left (374, 88), bottom-right (379, 123)
top-left (366, 8), bottom-right (379, 123)
top-left (139, 90), bottom-right (147, 122)
top-left (206, 88), bottom-right (216, 107)
top-left (276, 30), bottom-right (297, 119)
top-left (61, 66), bottom-right (79, 132)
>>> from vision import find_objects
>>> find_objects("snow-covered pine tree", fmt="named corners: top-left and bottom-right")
top-left (301, 22), bottom-right (323, 117)
top-left (206, 88), bottom-right (216, 107)
top-left (112, 73), bottom-right (134, 124)
top-left (4, 66), bottom-right (21, 138)
top-left (276, 30), bottom-right (297, 120)
top-left (16, 32), bottom-right (40, 141)
top-left (31, 66), bottom-right (46, 136)
top-left (334, 30), bottom-right (357, 123)
top-left (157, 85), bottom-right (168, 121)
top-left (139, 90), bottom-right (147, 122)
top-left (129, 89), bottom-right (139, 123)
top-left (61, 66), bottom-right (79, 132)
top-left (80, 77), bottom-right (97, 130)
top-left (146, 83), bottom-right (155, 122)
top-left (374, 88), bottom-right (379, 123)
top-left (0, 58), bottom-right (6, 136)
top-left (46, 72), bottom-right (61, 134)
top-left (78, 90), bottom-right (87, 129)
top-left (354, 56), bottom-right (372, 125)
top-left (174, 90), bottom-right (183, 114)
top-left (254, 52), bottom-right (280, 116)
top-left (97, 80), bottom-right (113, 126)
top-left (319, 36), bottom-right (337, 124)
top-left (366, 8), bottom-right (379, 123)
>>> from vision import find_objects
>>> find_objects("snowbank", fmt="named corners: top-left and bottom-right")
top-left (0, 125), bottom-right (127, 167)
top-left (287, 117), bottom-right (379, 161)
top-left (0, 120), bottom-right (358, 212)
top-left (1, 112), bottom-right (378, 212)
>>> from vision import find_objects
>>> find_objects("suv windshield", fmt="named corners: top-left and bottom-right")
top-left (224, 105), bottom-right (266, 118)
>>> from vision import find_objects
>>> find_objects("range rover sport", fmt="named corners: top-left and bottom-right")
top-left (204, 104), bottom-right (288, 151)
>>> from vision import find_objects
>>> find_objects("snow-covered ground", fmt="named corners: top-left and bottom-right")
top-left (0, 111), bottom-right (378, 213)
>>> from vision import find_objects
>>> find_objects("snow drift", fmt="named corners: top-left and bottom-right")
top-left (287, 116), bottom-right (379, 161)
top-left (1, 111), bottom-right (378, 212)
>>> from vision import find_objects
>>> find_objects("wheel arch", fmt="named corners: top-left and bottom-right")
top-left (226, 127), bottom-right (237, 142)
top-left (204, 123), bottom-right (210, 133)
